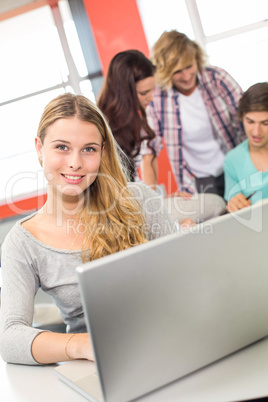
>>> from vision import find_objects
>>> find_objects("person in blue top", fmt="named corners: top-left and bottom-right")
top-left (223, 82), bottom-right (268, 212)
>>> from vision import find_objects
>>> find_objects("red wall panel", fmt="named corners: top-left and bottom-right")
top-left (82, 0), bottom-right (149, 74)
top-left (0, 194), bottom-right (47, 220)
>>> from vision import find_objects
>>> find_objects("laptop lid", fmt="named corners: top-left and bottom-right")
top-left (67, 200), bottom-right (268, 402)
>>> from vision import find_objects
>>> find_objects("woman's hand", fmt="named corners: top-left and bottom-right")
top-left (66, 333), bottom-right (94, 361)
top-left (32, 332), bottom-right (94, 364)
top-left (226, 193), bottom-right (251, 213)
top-left (179, 218), bottom-right (196, 230)
top-left (169, 190), bottom-right (193, 199)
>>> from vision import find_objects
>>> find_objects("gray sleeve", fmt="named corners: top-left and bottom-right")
top-left (128, 182), bottom-right (178, 240)
top-left (0, 228), bottom-right (45, 365)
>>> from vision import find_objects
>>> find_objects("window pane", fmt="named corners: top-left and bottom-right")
top-left (207, 27), bottom-right (268, 90)
top-left (196, 0), bottom-right (268, 36)
top-left (137, 0), bottom-right (194, 48)
top-left (0, 89), bottom-right (65, 202)
top-left (59, 0), bottom-right (88, 77)
top-left (0, 6), bottom-right (69, 103)
top-left (80, 80), bottom-right (96, 103)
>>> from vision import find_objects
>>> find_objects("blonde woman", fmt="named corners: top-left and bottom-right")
top-left (0, 93), bottom-right (175, 365)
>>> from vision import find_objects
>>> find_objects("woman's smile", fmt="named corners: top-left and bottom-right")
top-left (61, 174), bottom-right (86, 184)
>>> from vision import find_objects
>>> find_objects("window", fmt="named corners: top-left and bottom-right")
top-left (0, 0), bottom-right (101, 205)
top-left (137, 0), bottom-right (194, 48)
top-left (196, 0), bottom-right (267, 36)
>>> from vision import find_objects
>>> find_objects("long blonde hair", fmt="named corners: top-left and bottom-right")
top-left (37, 93), bottom-right (147, 261)
top-left (151, 30), bottom-right (207, 89)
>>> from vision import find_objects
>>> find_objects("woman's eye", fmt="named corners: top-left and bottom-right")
top-left (56, 145), bottom-right (68, 151)
top-left (84, 146), bottom-right (95, 153)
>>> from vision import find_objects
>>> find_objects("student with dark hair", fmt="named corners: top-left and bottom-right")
top-left (97, 50), bottom-right (158, 185)
top-left (224, 82), bottom-right (268, 212)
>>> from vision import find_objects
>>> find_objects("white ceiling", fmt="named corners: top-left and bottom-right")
top-left (0, 0), bottom-right (38, 14)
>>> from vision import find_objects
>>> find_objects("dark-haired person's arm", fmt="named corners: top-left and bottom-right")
top-left (141, 102), bottom-right (163, 190)
top-left (140, 154), bottom-right (158, 190)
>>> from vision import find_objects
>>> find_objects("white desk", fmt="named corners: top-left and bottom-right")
top-left (1, 337), bottom-right (268, 402)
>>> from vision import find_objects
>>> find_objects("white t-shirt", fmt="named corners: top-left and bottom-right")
top-left (178, 87), bottom-right (225, 178)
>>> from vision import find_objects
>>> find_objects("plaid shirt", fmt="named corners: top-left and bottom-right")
top-left (145, 66), bottom-right (246, 193)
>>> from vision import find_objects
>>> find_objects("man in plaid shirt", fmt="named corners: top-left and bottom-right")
top-left (145, 30), bottom-right (246, 196)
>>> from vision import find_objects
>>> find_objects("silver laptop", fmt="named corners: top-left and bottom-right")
top-left (55, 199), bottom-right (268, 402)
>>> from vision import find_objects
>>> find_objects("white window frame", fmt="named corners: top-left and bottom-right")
top-left (185, 0), bottom-right (268, 48)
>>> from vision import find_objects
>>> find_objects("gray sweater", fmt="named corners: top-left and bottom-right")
top-left (0, 182), bottom-right (177, 365)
